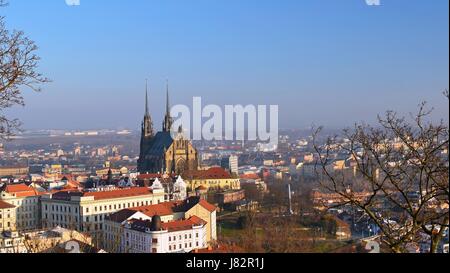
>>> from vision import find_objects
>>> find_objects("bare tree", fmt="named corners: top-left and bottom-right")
top-left (313, 94), bottom-right (449, 253)
top-left (0, 0), bottom-right (49, 139)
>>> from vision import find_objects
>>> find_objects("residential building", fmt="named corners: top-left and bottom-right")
top-left (221, 155), bottom-right (239, 175)
top-left (0, 184), bottom-right (43, 231)
top-left (0, 166), bottom-right (29, 177)
top-left (108, 214), bottom-right (207, 253)
top-left (104, 196), bottom-right (217, 253)
top-left (183, 167), bottom-right (241, 192)
top-left (0, 231), bottom-right (25, 253)
top-left (0, 200), bottom-right (16, 232)
top-left (40, 186), bottom-right (165, 233)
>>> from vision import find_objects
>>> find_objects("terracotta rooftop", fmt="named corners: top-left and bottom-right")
top-left (183, 167), bottom-right (233, 180)
top-left (0, 200), bottom-right (15, 209)
top-left (240, 173), bottom-right (261, 180)
top-left (3, 183), bottom-right (44, 197)
top-left (160, 216), bottom-right (206, 232)
top-left (107, 198), bottom-right (217, 223)
top-left (131, 202), bottom-right (178, 217)
top-left (128, 215), bottom-right (206, 233)
top-left (83, 187), bottom-right (154, 200)
top-left (198, 199), bottom-right (217, 213)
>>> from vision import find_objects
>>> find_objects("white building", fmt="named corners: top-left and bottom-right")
top-left (173, 176), bottom-right (187, 201)
top-left (40, 187), bottom-right (165, 234)
top-left (0, 184), bottom-right (43, 231)
top-left (107, 213), bottom-right (207, 253)
top-left (104, 197), bottom-right (217, 253)
top-left (229, 155), bottom-right (239, 175)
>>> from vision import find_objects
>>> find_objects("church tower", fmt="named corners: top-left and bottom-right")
top-left (142, 80), bottom-right (154, 138)
top-left (140, 80), bottom-right (154, 157)
top-left (162, 80), bottom-right (174, 132)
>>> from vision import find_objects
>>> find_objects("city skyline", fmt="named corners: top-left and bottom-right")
top-left (0, 0), bottom-right (448, 256)
top-left (3, 0), bottom-right (449, 130)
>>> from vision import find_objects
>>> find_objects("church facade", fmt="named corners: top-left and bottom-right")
top-left (137, 83), bottom-right (198, 175)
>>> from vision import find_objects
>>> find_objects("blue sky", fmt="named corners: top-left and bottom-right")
top-left (2, 0), bottom-right (449, 130)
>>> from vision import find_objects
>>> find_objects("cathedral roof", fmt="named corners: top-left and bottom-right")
top-left (142, 131), bottom-right (173, 157)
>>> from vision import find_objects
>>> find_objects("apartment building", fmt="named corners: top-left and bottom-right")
top-left (104, 196), bottom-right (217, 253)
top-left (0, 166), bottom-right (29, 177)
top-left (0, 184), bottom-right (43, 231)
top-left (107, 214), bottom-right (207, 253)
top-left (40, 186), bottom-right (165, 233)
top-left (0, 201), bottom-right (16, 232)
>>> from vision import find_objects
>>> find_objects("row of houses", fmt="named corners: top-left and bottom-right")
top-left (0, 182), bottom-right (217, 253)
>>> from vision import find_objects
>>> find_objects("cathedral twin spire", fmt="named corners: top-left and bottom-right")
top-left (142, 79), bottom-right (173, 139)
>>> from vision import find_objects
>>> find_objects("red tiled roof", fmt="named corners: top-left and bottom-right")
top-left (0, 200), bottom-right (15, 209)
top-left (4, 184), bottom-right (43, 197)
top-left (108, 198), bottom-right (216, 224)
top-left (83, 187), bottom-right (153, 200)
top-left (161, 216), bottom-right (206, 232)
top-left (198, 199), bottom-right (217, 213)
top-left (130, 202), bottom-right (177, 217)
top-left (183, 167), bottom-right (232, 180)
top-left (5, 184), bottom-right (31, 192)
top-left (240, 173), bottom-right (260, 180)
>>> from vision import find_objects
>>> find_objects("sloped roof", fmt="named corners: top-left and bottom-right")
top-left (131, 203), bottom-right (176, 217)
top-left (107, 198), bottom-right (216, 223)
top-left (181, 196), bottom-right (217, 213)
top-left (143, 132), bottom-right (173, 157)
top-left (128, 216), bottom-right (206, 233)
top-left (3, 183), bottom-right (44, 197)
top-left (161, 215), bottom-right (206, 232)
top-left (183, 167), bottom-right (232, 180)
top-left (107, 209), bottom-right (140, 223)
top-left (0, 200), bottom-right (15, 209)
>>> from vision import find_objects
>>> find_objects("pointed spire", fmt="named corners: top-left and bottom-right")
top-left (163, 79), bottom-right (174, 132)
top-left (145, 79), bottom-right (149, 116)
top-left (141, 78), bottom-right (154, 138)
top-left (166, 79), bottom-right (170, 115)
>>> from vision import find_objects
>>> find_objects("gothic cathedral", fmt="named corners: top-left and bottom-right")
top-left (137, 82), bottom-right (198, 175)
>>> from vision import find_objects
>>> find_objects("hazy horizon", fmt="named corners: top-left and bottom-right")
top-left (3, 0), bottom-right (449, 131)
